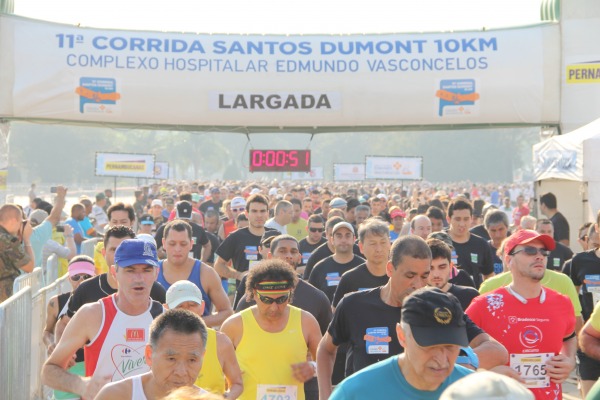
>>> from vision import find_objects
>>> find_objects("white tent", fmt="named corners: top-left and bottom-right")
top-left (533, 117), bottom-right (600, 247)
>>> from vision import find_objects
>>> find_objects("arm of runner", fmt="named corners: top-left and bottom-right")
top-left (216, 332), bottom-right (243, 400)
top-left (580, 321), bottom-right (600, 360)
top-left (214, 255), bottom-right (245, 281)
top-left (43, 295), bottom-right (59, 353)
top-left (316, 332), bottom-right (338, 400)
top-left (201, 240), bottom-right (212, 263)
top-left (54, 314), bottom-right (70, 343)
top-left (47, 186), bottom-right (67, 227)
top-left (218, 224), bottom-right (226, 241)
top-left (292, 311), bottom-right (323, 383)
top-left (546, 333), bottom-right (577, 384)
top-left (220, 313), bottom-right (243, 348)
top-left (94, 381), bottom-right (129, 400)
top-left (200, 263), bottom-right (233, 328)
top-left (469, 332), bottom-right (509, 370)
top-left (41, 303), bottom-right (109, 399)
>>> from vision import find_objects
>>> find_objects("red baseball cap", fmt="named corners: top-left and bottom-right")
top-left (390, 209), bottom-right (406, 219)
top-left (504, 229), bottom-right (555, 256)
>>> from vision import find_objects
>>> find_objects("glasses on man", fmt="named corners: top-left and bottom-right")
top-left (70, 274), bottom-right (92, 282)
top-left (257, 292), bottom-right (290, 305)
top-left (309, 227), bottom-right (325, 233)
top-left (510, 246), bottom-right (551, 257)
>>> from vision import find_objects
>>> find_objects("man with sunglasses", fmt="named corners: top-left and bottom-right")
top-left (0, 203), bottom-right (34, 302)
top-left (221, 259), bottom-right (322, 400)
top-left (43, 255), bottom-right (95, 400)
top-left (298, 215), bottom-right (327, 273)
top-left (466, 229), bottom-right (576, 400)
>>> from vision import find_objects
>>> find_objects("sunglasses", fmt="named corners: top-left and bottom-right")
top-left (70, 274), bottom-right (92, 282)
top-left (231, 208), bottom-right (245, 213)
top-left (309, 227), bottom-right (325, 233)
top-left (511, 246), bottom-right (551, 257)
top-left (257, 292), bottom-right (290, 305)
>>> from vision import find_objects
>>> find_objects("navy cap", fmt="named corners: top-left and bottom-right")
top-left (115, 239), bottom-right (159, 268)
top-left (139, 214), bottom-right (154, 225)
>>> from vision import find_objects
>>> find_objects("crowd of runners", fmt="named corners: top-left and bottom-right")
top-left (2, 179), bottom-right (600, 399)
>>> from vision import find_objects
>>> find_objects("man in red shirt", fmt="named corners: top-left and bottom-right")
top-left (466, 230), bottom-right (576, 400)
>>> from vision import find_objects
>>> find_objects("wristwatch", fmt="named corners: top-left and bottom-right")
top-left (457, 346), bottom-right (479, 369)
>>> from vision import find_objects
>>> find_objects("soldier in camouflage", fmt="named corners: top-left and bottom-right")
top-left (0, 204), bottom-right (34, 302)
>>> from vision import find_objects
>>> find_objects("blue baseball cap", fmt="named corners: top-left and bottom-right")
top-left (115, 239), bottom-right (159, 268)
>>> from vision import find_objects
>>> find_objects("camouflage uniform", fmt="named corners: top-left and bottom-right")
top-left (0, 226), bottom-right (31, 302)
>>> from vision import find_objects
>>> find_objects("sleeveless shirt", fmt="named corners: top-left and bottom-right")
top-left (157, 259), bottom-right (212, 316)
top-left (195, 328), bottom-right (226, 395)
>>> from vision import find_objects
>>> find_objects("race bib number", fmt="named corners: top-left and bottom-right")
top-left (301, 253), bottom-right (311, 265)
top-left (326, 272), bottom-right (341, 287)
top-left (245, 246), bottom-right (259, 261)
top-left (509, 352), bottom-right (553, 388)
top-left (364, 327), bottom-right (391, 354)
top-left (256, 384), bottom-right (297, 400)
top-left (451, 250), bottom-right (458, 265)
top-left (585, 275), bottom-right (600, 305)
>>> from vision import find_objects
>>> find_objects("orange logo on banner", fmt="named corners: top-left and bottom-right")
top-left (75, 86), bottom-right (121, 102)
top-left (435, 90), bottom-right (480, 104)
top-left (126, 329), bottom-right (145, 342)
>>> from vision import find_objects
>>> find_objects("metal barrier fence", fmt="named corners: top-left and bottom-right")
top-left (0, 287), bottom-right (33, 400)
top-left (1, 270), bottom-right (71, 400)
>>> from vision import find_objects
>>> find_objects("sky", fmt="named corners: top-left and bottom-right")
top-left (13, 0), bottom-right (544, 34)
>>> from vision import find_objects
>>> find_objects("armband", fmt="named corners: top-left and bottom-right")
top-left (456, 346), bottom-right (479, 369)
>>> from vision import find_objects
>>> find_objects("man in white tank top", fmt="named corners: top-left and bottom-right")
top-left (95, 309), bottom-right (209, 400)
top-left (42, 239), bottom-right (163, 399)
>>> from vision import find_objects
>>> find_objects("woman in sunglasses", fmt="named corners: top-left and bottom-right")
top-left (221, 259), bottom-right (322, 400)
top-left (43, 255), bottom-right (96, 400)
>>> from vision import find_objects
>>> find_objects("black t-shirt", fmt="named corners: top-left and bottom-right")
top-left (448, 284), bottom-right (480, 311)
top-left (66, 273), bottom-right (166, 317)
top-left (449, 268), bottom-right (476, 288)
top-left (546, 242), bottom-right (574, 271)
top-left (332, 263), bottom-right (389, 307)
top-left (451, 233), bottom-right (494, 289)
top-left (236, 278), bottom-right (332, 334)
top-left (205, 231), bottom-right (221, 264)
top-left (216, 227), bottom-right (267, 273)
top-left (298, 237), bottom-right (327, 266)
top-left (328, 287), bottom-right (484, 376)
top-left (308, 255), bottom-right (365, 303)
top-left (551, 211), bottom-right (570, 243)
top-left (155, 220), bottom-right (209, 260)
top-left (487, 241), bottom-right (505, 275)
top-left (568, 249), bottom-right (600, 320)
top-left (470, 224), bottom-right (490, 241)
top-left (303, 242), bottom-right (362, 280)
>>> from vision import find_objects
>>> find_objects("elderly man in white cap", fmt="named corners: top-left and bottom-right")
top-left (165, 280), bottom-right (243, 399)
top-left (219, 196), bottom-right (247, 241)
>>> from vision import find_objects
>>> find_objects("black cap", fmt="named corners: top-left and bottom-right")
top-left (176, 201), bottom-right (193, 220)
top-left (260, 229), bottom-right (281, 247)
top-left (401, 287), bottom-right (468, 347)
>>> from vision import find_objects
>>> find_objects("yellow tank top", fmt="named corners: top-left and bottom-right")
top-left (236, 306), bottom-right (307, 400)
top-left (195, 328), bottom-right (226, 394)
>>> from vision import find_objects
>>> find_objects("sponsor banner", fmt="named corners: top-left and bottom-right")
top-left (95, 152), bottom-right (155, 178)
top-left (0, 169), bottom-right (6, 190)
top-left (333, 163), bottom-right (365, 181)
top-left (286, 167), bottom-right (324, 180)
top-left (153, 161), bottom-right (169, 179)
top-left (566, 63), bottom-right (600, 84)
top-left (365, 156), bottom-right (422, 180)
top-left (0, 14), bottom-right (556, 127)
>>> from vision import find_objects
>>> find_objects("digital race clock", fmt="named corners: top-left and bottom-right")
top-left (249, 150), bottom-right (311, 172)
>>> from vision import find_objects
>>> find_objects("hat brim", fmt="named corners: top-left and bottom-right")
top-left (167, 295), bottom-right (203, 309)
top-left (140, 221), bottom-right (154, 225)
top-left (410, 325), bottom-right (469, 348)
top-left (68, 266), bottom-right (96, 277)
top-left (117, 258), bottom-right (159, 268)
top-left (519, 233), bottom-right (556, 252)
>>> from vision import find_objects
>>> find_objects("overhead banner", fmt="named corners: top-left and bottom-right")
top-left (365, 156), bottom-right (423, 180)
top-left (95, 152), bottom-right (155, 178)
top-left (0, 14), bottom-right (560, 128)
top-left (334, 163), bottom-right (365, 181)
top-left (153, 161), bottom-right (169, 179)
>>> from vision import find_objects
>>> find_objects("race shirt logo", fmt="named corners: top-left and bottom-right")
top-left (364, 327), bottom-right (391, 354)
top-left (519, 325), bottom-right (543, 349)
top-left (126, 328), bottom-right (145, 342)
top-left (111, 344), bottom-right (148, 381)
top-left (485, 293), bottom-right (504, 313)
